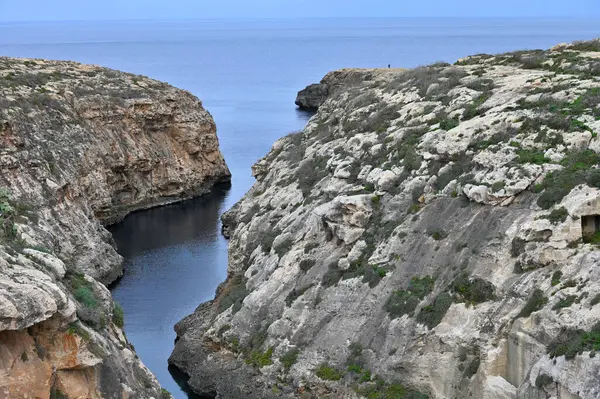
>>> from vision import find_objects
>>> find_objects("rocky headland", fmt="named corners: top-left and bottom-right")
top-left (0, 58), bottom-right (230, 398)
top-left (170, 39), bottom-right (600, 398)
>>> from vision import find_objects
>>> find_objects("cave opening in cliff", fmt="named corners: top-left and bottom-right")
top-left (582, 215), bottom-right (600, 243)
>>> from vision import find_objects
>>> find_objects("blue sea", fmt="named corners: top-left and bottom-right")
top-left (1, 18), bottom-right (599, 398)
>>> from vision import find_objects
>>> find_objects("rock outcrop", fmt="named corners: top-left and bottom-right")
top-left (171, 39), bottom-right (600, 398)
top-left (295, 68), bottom-right (403, 111)
top-left (0, 57), bottom-right (230, 398)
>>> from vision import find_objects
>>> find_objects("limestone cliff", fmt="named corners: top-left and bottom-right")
top-left (0, 58), bottom-right (230, 398)
top-left (170, 39), bottom-right (600, 399)
top-left (294, 68), bottom-right (401, 111)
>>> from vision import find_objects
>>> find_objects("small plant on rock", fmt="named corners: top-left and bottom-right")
top-left (315, 363), bottom-right (343, 381)
top-left (280, 348), bottom-right (300, 372)
top-left (385, 276), bottom-right (435, 318)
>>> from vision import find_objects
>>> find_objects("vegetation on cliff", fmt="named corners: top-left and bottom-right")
top-left (169, 38), bottom-right (600, 399)
top-left (0, 57), bottom-right (229, 398)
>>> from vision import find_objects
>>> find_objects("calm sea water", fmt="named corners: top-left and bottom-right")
top-left (1, 18), bottom-right (599, 398)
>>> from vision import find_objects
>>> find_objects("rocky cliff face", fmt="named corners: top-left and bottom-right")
top-left (171, 39), bottom-right (600, 399)
top-left (295, 69), bottom-right (401, 111)
top-left (0, 57), bottom-right (230, 398)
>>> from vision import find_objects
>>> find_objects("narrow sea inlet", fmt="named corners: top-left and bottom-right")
top-left (108, 186), bottom-right (231, 398)
top-left (1, 17), bottom-right (597, 398)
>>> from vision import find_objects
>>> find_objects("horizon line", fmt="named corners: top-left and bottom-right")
top-left (1, 16), bottom-right (598, 24)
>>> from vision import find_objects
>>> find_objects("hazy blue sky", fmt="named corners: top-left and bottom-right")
top-left (0, 0), bottom-right (598, 21)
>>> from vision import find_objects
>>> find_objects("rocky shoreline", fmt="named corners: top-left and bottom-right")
top-left (170, 39), bottom-right (600, 399)
top-left (0, 58), bottom-right (230, 398)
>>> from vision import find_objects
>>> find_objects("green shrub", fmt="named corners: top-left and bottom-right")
top-left (430, 230), bottom-right (447, 241)
top-left (246, 347), bottom-right (274, 368)
top-left (297, 156), bottom-right (329, 197)
top-left (549, 322), bottom-right (600, 359)
top-left (439, 117), bottom-right (459, 130)
top-left (347, 342), bottom-right (364, 366)
top-left (112, 302), bottom-right (124, 328)
top-left (516, 149), bottom-right (549, 165)
top-left (274, 238), bottom-right (294, 257)
top-left (0, 189), bottom-right (18, 240)
top-left (315, 364), bottom-right (343, 381)
top-left (516, 289), bottom-right (548, 319)
top-left (462, 93), bottom-right (492, 120)
top-left (385, 276), bottom-right (435, 318)
top-left (536, 150), bottom-right (600, 209)
top-left (416, 292), bottom-right (454, 328)
top-left (465, 78), bottom-right (495, 92)
top-left (520, 53), bottom-right (546, 69)
top-left (551, 271), bottom-right (563, 286)
top-left (362, 104), bottom-right (399, 133)
top-left (218, 275), bottom-right (249, 314)
top-left (347, 364), bottom-right (372, 382)
top-left (535, 374), bottom-right (554, 388)
top-left (363, 183), bottom-right (376, 193)
top-left (451, 274), bottom-right (496, 304)
top-left (510, 237), bottom-right (527, 257)
top-left (562, 279), bottom-right (577, 288)
top-left (160, 388), bottom-right (172, 399)
top-left (372, 266), bottom-right (387, 278)
top-left (463, 356), bottom-right (481, 378)
top-left (570, 39), bottom-right (600, 52)
top-left (66, 322), bottom-right (90, 341)
top-left (356, 379), bottom-right (429, 399)
top-left (409, 203), bottom-right (422, 214)
top-left (591, 293), bottom-right (600, 306)
top-left (304, 242), bottom-right (319, 253)
top-left (543, 207), bottom-right (569, 224)
top-left (50, 388), bottom-right (68, 399)
top-left (583, 231), bottom-right (600, 244)
top-left (491, 181), bottom-right (506, 192)
top-left (299, 258), bottom-right (316, 271)
top-left (553, 295), bottom-right (577, 310)
top-left (73, 286), bottom-right (98, 308)
top-left (280, 348), bottom-right (300, 372)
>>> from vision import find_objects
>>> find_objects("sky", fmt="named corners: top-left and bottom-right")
top-left (0, 0), bottom-right (598, 21)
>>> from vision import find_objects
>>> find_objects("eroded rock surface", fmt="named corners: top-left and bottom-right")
top-left (172, 39), bottom-right (600, 398)
top-left (0, 57), bottom-right (230, 398)
top-left (295, 68), bottom-right (404, 111)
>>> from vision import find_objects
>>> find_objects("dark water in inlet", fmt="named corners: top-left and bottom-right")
top-left (1, 18), bottom-right (600, 398)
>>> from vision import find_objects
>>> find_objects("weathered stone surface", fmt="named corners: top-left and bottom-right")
top-left (0, 57), bottom-right (230, 398)
top-left (295, 68), bottom-right (404, 111)
top-left (172, 39), bottom-right (600, 398)
top-left (295, 83), bottom-right (328, 111)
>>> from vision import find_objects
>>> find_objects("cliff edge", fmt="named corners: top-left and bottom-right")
top-left (0, 58), bottom-right (230, 398)
top-left (171, 39), bottom-right (600, 399)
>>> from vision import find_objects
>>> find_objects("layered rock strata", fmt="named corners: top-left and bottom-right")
top-left (172, 39), bottom-right (600, 399)
top-left (0, 57), bottom-right (230, 398)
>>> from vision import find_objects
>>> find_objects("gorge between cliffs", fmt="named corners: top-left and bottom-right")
top-left (3, 31), bottom-right (600, 399)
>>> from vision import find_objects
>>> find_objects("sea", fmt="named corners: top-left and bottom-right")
top-left (1, 18), bottom-right (598, 398)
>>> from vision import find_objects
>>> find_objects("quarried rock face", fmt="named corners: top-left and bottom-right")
top-left (0, 57), bottom-right (230, 398)
top-left (171, 39), bottom-right (600, 399)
